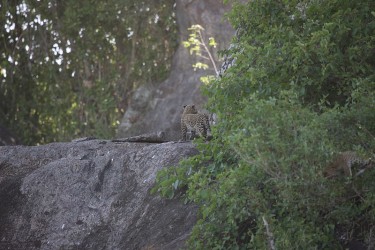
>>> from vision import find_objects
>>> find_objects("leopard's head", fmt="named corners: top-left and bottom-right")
top-left (182, 104), bottom-right (198, 114)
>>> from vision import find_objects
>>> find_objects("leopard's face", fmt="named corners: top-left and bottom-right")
top-left (182, 105), bottom-right (198, 115)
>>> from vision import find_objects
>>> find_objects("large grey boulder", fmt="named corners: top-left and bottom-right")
top-left (117, 0), bottom-right (235, 141)
top-left (0, 138), bottom-right (198, 249)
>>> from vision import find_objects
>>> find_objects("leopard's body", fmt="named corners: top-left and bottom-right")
top-left (323, 151), bottom-right (373, 179)
top-left (181, 105), bottom-right (211, 141)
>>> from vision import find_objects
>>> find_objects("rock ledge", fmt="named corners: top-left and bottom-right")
top-left (0, 139), bottom-right (198, 250)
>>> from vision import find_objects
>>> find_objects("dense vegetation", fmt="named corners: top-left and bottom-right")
top-left (154, 0), bottom-right (375, 248)
top-left (0, 0), bottom-right (177, 145)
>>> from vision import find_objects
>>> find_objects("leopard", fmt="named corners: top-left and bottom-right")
top-left (181, 105), bottom-right (211, 141)
top-left (323, 151), bottom-right (373, 179)
top-left (181, 104), bottom-right (199, 115)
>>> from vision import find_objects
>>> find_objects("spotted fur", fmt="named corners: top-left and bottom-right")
top-left (181, 105), bottom-right (211, 141)
top-left (323, 151), bottom-right (373, 179)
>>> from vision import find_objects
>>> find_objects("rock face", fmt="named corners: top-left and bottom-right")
top-left (0, 139), bottom-right (198, 249)
top-left (117, 0), bottom-right (235, 141)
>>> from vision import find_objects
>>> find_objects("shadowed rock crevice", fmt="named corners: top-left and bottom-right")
top-left (94, 159), bottom-right (113, 193)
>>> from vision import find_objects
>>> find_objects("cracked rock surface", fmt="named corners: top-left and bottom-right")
top-left (0, 140), bottom-right (198, 250)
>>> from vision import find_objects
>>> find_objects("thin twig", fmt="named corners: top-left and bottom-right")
top-left (197, 29), bottom-right (219, 75)
top-left (262, 216), bottom-right (276, 250)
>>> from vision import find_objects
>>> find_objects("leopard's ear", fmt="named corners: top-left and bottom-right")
top-left (192, 105), bottom-right (195, 109)
top-left (183, 105), bottom-right (187, 108)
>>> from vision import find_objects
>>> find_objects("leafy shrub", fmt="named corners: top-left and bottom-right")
top-left (154, 0), bottom-right (375, 248)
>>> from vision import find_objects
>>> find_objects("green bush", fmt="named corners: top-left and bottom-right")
top-left (154, 0), bottom-right (375, 248)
